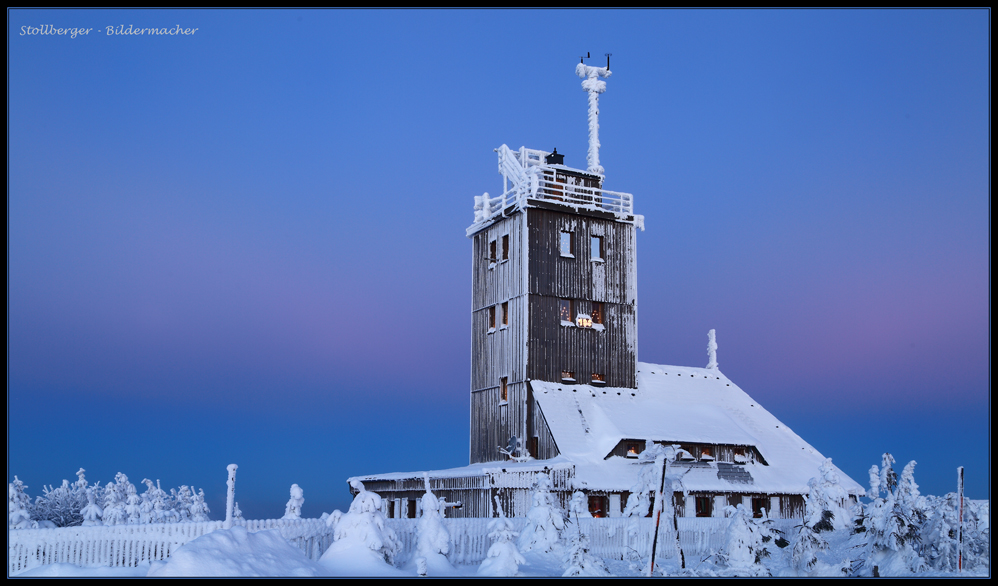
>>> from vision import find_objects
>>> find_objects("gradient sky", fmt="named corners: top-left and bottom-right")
top-left (8, 9), bottom-right (989, 519)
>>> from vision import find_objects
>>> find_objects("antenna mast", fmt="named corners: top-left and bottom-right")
top-left (575, 54), bottom-right (612, 176)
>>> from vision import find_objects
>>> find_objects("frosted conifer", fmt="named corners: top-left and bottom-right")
top-left (283, 484), bottom-right (304, 520)
top-left (517, 472), bottom-right (566, 554)
top-left (477, 497), bottom-right (525, 577)
top-left (8, 476), bottom-right (34, 529)
top-left (189, 488), bottom-right (211, 522)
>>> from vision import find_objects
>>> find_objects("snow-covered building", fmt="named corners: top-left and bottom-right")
top-left (349, 60), bottom-right (864, 519)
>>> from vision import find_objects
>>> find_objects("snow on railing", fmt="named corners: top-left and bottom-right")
top-left (469, 144), bottom-right (635, 235)
top-left (7, 517), bottom-right (334, 575)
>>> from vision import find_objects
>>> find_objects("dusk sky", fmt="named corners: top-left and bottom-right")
top-left (8, 9), bottom-right (989, 519)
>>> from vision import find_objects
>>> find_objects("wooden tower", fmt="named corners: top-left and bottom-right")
top-left (466, 60), bottom-right (643, 464)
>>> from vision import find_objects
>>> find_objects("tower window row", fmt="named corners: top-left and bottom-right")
top-left (560, 231), bottom-right (604, 262)
top-left (560, 299), bottom-right (604, 329)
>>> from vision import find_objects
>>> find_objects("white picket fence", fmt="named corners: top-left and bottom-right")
top-left (8, 518), bottom-right (334, 575)
top-left (9, 516), bottom-right (797, 574)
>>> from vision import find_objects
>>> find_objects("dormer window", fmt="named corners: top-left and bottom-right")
top-left (591, 373), bottom-right (606, 385)
top-left (626, 443), bottom-right (640, 458)
top-left (561, 371), bottom-right (576, 383)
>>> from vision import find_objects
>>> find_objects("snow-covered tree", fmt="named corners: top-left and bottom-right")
top-left (80, 486), bottom-right (103, 527)
top-left (623, 442), bottom-right (684, 570)
top-left (921, 493), bottom-right (989, 572)
top-left (31, 479), bottom-right (88, 528)
top-left (283, 484), bottom-right (304, 520)
top-left (189, 488), bottom-right (211, 522)
top-left (477, 497), bottom-right (525, 577)
top-left (140, 478), bottom-right (172, 524)
top-left (124, 482), bottom-right (143, 524)
top-left (171, 486), bottom-right (193, 522)
top-left (9, 476), bottom-right (34, 529)
top-left (416, 475), bottom-right (451, 557)
top-left (857, 454), bottom-right (927, 576)
top-left (563, 491), bottom-right (610, 577)
top-left (517, 472), bottom-right (566, 554)
top-left (233, 501), bottom-right (244, 522)
top-left (321, 480), bottom-right (400, 566)
top-left (717, 504), bottom-right (776, 576)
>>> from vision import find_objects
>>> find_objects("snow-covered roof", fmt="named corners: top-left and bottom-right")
top-left (532, 362), bottom-right (865, 496)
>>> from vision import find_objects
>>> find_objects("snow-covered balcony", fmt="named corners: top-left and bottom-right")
top-left (467, 145), bottom-right (639, 236)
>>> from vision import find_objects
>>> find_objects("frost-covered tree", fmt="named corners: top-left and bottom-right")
top-left (31, 479), bottom-right (88, 528)
top-left (478, 497), bottom-right (525, 577)
top-left (233, 501), bottom-right (244, 522)
top-left (124, 482), bottom-right (143, 524)
top-left (791, 477), bottom-right (830, 574)
top-left (9, 477), bottom-right (34, 529)
top-left (921, 493), bottom-right (989, 572)
top-left (171, 486), bottom-right (193, 522)
top-left (283, 484), bottom-right (304, 520)
top-left (857, 454), bottom-right (927, 576)
top-left (102, 473), bottom-right (134, 526)
top-left (623, 443), bottom-right (684, 570)
top-left (140, 478), bottom-right (173, 524)
top-left (517, 472), bottom-right (566, 554)
top-left (563, 491), bottom-right (610, 577)
top-left (80, 486), bottom-right (103, 527)
top-left (717, 504), bottom-right (776, 577)
top-left (189, 488), bottom-right (211, 522)
top-left (321, 480), bottom-right (401, 566)
top-left (416, 475), bottom-right (451, 559)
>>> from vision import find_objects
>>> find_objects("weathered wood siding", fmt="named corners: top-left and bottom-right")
top-left (525, 207), bottom-right (637, 388)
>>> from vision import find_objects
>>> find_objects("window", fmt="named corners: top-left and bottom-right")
top-left (407, 499), bottom-right (417, 519)
top-left (528, 437), bottom-right (538, 458)
top-left (591, 302), bottom-right (603, 325)
top-left (695, 495), bottom-right (713, 518)
top-left (588, 495), bottom-right (609, 518)
top-left (591, 235), bottom-right (603, 261)
top-left (488, 306), bottom-right (496, 331)
top-left (752, 497), bottom-right (768, 519)
top-left (500, 377), bottom-right (508, 402)
top-left (502, 234), bottom-right (509, 260)
top-left (489, 239), bottom-right (497, 262)
top-left (559, 299), bottom-right (573, 323)
top-left (700, 447), bottom-right (715, 461)
top-left (591, 373), bottom-right (605, 385)
top-left (561, 370), bottom-right (576, 382)
top-left (502, 301), bottom-right (508, 326)
top-left (626, 442), bottom-right (641, 458)
top-left (560, 231), bottom-right (574, 257)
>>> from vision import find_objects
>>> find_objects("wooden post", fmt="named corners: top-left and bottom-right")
top-left (957, 466), bottom-right (964, 573)
top-left (224, 464), bottom-right (238, 530)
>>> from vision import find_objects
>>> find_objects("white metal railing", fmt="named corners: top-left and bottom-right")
top-left (469, 145), bottom-right (635, 235)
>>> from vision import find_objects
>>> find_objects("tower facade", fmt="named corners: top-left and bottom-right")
top-left (467, 145), bottom-right (641, 464)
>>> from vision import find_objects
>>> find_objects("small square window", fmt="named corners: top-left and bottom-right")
top-left (561, 370), bottom-right (576, 382)
top-left (489, 306), bottom-right (496, 331)
top-left (591, 302), bottom-right (604, 325)
top-left (502, 301), bottom-right (509, 326)
top-left (560, 231), bottom-right (574, 257)
top-left (696, 495), bottom-right (713, 518)
top-left (591, 235), bottom-right (603, 261)
top-left (559, 299), bottom-right (573, 323)
top-left (591, 373), bottom-right (605, 385)
top-left (502, 234), bottom-right (509, 260)
top-left (500, 377), bottom-right (508, 402)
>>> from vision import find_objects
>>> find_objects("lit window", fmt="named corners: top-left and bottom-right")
top-left (592, 302), bottom-right (604, 325)
top-left (591, 373), bottom-right (605, 385)
top-left (626, 442), bottom-right (640, 458)
top-left (561, 370), bottom-right (576, 382)
top-left (489, 306), bottom-right (496, 331)
top-left (502, 234), bottom-right (509, 260)
top-left (500, 377), bottom-right (508, 402)
top-left (560, 231), bottom-right (574, 257)
top-left (502, 301), bottom-right (508, 326)
top-left (591, 235), bottom-right (603, 261)
top-left (559, 299), bottom-right (573, 323)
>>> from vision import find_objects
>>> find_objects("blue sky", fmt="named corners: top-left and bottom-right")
top-left (8, 9), bottom-right (989, 518)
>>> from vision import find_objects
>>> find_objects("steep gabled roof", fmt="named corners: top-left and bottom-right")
top-left (531, 362), bottom-right (865, 495)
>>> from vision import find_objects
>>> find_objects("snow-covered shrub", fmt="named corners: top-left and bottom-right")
top-left (190, 488), bottom-right (211, 522)
top-left (9, 476), bottom-right (34, 529)
top-left (29, 479), bottom-right (88, 528)
top-left (321, 480), bottom-right (400, 567)
top-left (922, 493), bottom-right (989, 572)
top-left (717, 504), bottom-right (777, 576)
top-left (171, 486), bottom-right (193, 522)
top-left (623, 443), bottom-right (684, 569)
top-left (856, 454), bottom-right (927, 576)
top-left (478, 497), bottom-right (525, 577)
top-left (563, 491), bottom-right (610, 577)
top-left (416, 475), bottom-right (451, 559)
top-left (517, 472), bottom-right (566, 554)
top-left (102, 473), bottom-right (134, 526)
top-left (80, 487), bottom-right (103, 526)
top-left (283, 484), bottom-right (304, 520)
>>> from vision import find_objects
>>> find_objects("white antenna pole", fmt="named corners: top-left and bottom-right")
top-left (575, 60), bottom-right (611, 176)
top-left (707, 329), bottom-right (718, 370)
